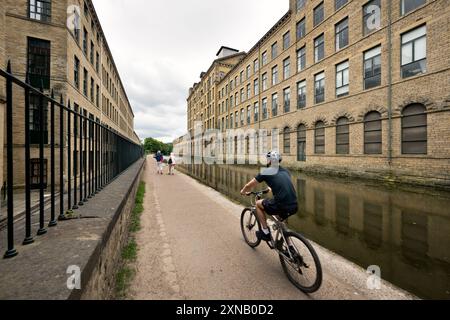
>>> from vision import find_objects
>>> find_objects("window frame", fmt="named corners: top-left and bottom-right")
top-left (315, 121), bottom-right (326, 154)
top-left (314, 72), bottom-right (325, 104)
top-left (29, 0), bottom-right (52, 22)
top-left (336, 117), bottom-right (350, 154)
top-left (336, 60), bottom-right (349, 98)
top-left (313, 2), bottom-right (325, 27)
top-left (314, 34), bottom-right (325, 63)
top-left (335, 17), bottom-right (349, 51)
top-left (364, 45), bottom-right (382, 89)
top-left (297, 80), bottom-right (306, 109)
top-left (401, 25), bottom-right (427, 78)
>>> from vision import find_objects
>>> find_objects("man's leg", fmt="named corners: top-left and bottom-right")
top-left (255, 200), bottom-right (268, 230)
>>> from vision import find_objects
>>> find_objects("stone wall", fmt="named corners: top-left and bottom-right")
top-left (78, 160), bottom-right (145, 300)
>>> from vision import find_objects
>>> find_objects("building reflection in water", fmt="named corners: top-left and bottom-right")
top-left (179, 164), bottom-right (450, 299)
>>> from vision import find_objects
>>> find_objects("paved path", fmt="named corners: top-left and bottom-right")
top-left (129, 157), bottom-right (416, 300)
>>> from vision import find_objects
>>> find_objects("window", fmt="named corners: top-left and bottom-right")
top-left (235, 93), bottom-right (239, 106)
top-left (315, 121), bottom-right (325, 154)
top-left (254, 59), bottom-right (259, 73)
top-left (271, 42), bottom-right (278, 59)
top-left (27, 37), bottom-right (51, 89)
top-left (247, 84), bottom-right (251, 99)
top-left (96, 52), bottom-right (99, 73)
top-left (296, 18), bottom-right (306, 40)
top-left (247, 106), bottom-right (251, 124)
top-left (29, 93), bottom-right (48, 144)
top-left (262, 51), bottom-right (268, 66)
top-left (283, 127), bottom-right (291, 154)
top-left (297, 46), bottom-right (306, 72)
top-left (283, 31), bottom-right (290, 50)
top-left (90, 41), bottom-right (94, 64)
top-left (401, 25), bottom-right (427, 78)
top-left (240, 88), bottom-right (245, 102)
top-left (230, 95), bottom-right (234, 108)
top-left (83, 28), bottom-right (88, 55)
top-left (315, 72), bottom-right (325, 104)
top-left (254, 102), bottom-right (259, 122)
top-left (314, 34), bottom-right (325, 63)
top-left (230, 114), bottom-right (233, 129)
top-left (30, 158), bottom-right (48, 189)
top-left (284, 87), bottom-right (291, 113)
top-left (364, 111), bottom-right (382, 154)
top-left (363, 0), bottom-right (381, 36)
top-left (364, 46), bottom-right (381, 89)
top-left (402, 104), bottom-right (427, 154)
top-left (235, 112), bottom-right (239, 127)
top-left (335, 0), bottom-right (348, 10)
top-left (297, 124), bottom-right (307, 161)
top-left (272, 66), bottom-right (278, 85)
top-left (96, 84), bottom-right (100, 107)
top-left (297, 80), bottom-right (306, 109)
top-left (29, 0), bottom-right (52, 22)
top-left (262, 73), bottom-right (268, 91)
top-left (283, 58), bottom-right (291, 80)
top-left (335, 18), bottom-right (349, 51)
top-left (74, 55), bottom-right (80, 88)
top-left (272, 93), bottom-right (278, 117)
top-left (401, 0), bottom-right (426, 15)
top-left (254, 78), bottom-right (259, 95)
top-left (90, 78), bottom-right (94, 102)
top-left (246, 65), bottom-right (251, 79)
top-left (240, 109), bottom-right (245, 126)
top-left (83, 68), bottom-right (88, 96)
top-left (262, 98), bottom-right (268, 119)
top-left (336, 60), bottom-right (349, 97)
top-left (336, 117), bottom-right (350, 154)
top-left (296, 0), bottom-right (306, 12)
top-left (313, 2), bottom-right (324, 27)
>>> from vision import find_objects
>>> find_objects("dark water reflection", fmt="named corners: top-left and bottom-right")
top-left (179, 164), bottom-right (450, 299)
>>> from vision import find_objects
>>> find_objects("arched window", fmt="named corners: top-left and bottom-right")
top-left (402, 104), bottom-right (427, 154)
top-left (297, 124), bottom-right (307, 162)
top-left (364, 111), bottom-right (382, 154)
top-left (336, 117), bottom-right (350, 154)
top-left (283, 127), bottom-right (291, 154)
top-left (315, 121), bottom-right (325, 154)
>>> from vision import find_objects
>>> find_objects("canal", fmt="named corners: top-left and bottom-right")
top-left (178, 164), bottom-right (450, 300)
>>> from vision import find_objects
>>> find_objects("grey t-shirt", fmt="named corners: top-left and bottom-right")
top-left (255, 166), bottom-right (298, 207)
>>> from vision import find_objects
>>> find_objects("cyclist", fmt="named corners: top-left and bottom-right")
top-left (240, 151), bottom-right (298, 242)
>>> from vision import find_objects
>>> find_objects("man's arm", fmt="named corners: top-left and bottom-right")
top-left (240, 178), bottom-right (259, 195)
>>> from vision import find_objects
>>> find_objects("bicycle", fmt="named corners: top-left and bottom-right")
top-left (240, 190), bottom-right (323, 293)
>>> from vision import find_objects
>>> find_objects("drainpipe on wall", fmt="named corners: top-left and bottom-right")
top-left (387, 1), bottom-right (393, 166)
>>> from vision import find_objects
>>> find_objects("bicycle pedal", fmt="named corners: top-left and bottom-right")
top-left (266, 241), bottom-right (275, 250)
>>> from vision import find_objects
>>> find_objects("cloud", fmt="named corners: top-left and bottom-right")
top-left (92, 0), bottom-right (287, 143)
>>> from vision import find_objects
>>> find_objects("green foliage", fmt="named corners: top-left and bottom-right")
top-left (143, 137), bottom-right (173, 156)
top-left (114, 181), bottom-right (146, 299)
top-left (130, 182), bottom-right (145, 233)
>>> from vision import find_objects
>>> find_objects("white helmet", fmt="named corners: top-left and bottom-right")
top-left (266, 150), bottom-right (282, 162)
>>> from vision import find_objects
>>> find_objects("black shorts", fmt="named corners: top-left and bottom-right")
top-left (262, 199), bottom-right (298, 220)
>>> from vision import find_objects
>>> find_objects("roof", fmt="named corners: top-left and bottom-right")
top-left (216, 46), bottom-right (239, 56)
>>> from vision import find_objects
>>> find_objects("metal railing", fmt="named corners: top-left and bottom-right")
top-left (1, 61), bottom-right (143, 259)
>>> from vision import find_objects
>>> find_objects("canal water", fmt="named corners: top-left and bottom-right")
top-left (179, 164), bottom-right (450, 299)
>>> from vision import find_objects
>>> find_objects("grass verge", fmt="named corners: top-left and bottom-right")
top-left (115, 181), bottom-right (145, 299)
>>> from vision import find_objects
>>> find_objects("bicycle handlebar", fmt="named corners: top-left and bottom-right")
top-left (246, 189), bottom-right (271, 196)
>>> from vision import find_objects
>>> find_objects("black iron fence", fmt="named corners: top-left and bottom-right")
top-left (0, 62), bottom-right (143, 259)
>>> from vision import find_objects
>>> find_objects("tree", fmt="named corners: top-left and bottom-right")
top-left (143, 138), bottom-right (173, 156)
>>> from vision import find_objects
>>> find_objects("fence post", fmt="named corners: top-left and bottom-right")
top-left (48, 89), bottom-right (57, 227)
top-left (4, 61), bottom-right (18, 258)
top-left (36, 85), bottom-right (47, 236)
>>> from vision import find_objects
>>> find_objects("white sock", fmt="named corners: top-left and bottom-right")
top-left (262, 228), bottom-right (270, 235)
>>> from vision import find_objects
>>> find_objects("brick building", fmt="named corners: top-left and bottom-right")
top-left (179, 0), bottom-right (450, 187)
top-left (0, 0), bottom-right (140, 190)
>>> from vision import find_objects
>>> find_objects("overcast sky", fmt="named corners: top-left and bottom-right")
top-left (92, 0), bottom-right (288, 143)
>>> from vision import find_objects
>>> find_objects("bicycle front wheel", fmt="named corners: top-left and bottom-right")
top-left (279, 232), bottom-right (322, 293)
top-left (240, 208), bottom-right (261, 248)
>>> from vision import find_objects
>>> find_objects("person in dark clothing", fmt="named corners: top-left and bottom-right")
top-left (240, 151), bottom-right (298, 241)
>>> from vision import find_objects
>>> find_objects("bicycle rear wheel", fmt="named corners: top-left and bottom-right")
top-left (240, 208), bottom-right (261, 248)
top-left (279, 231), bottom-right (322, 293)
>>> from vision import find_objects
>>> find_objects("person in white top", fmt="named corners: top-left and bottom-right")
top-left (168, 153), bottom-right (176, 175)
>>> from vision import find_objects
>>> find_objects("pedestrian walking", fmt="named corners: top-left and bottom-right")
top-left (168, 152), bottom-right (176, 175)
top-left (154, 151), bottom-right (164, 175)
